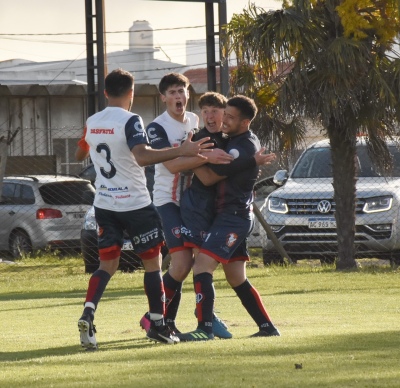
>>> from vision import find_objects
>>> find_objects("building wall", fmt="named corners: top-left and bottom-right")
top-left (0, 85), bottom-right (202, 177)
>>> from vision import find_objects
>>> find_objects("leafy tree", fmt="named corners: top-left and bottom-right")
top-left (223, 0), bottom-right (400, 269)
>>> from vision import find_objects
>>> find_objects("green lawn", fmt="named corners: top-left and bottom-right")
top-left (0, 257), bottom-right (399, 387)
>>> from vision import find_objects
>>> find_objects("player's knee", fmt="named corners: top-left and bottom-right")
top-left (139, 245), bottom-right (162, 261)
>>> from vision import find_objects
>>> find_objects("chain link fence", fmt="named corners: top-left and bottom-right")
top-left (1, 131), bottom-right (400, 273)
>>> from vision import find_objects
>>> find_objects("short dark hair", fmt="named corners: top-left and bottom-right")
top-left (158, 73), bottom-right (190, 95)
top-left (227, 95), bottom-right (258, 121)
top-left (198, 92), bottom-right (227, 109)
top-left (105, 68), bottom-right (134, 97)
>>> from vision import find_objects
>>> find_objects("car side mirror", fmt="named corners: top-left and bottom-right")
top-left (273, 170), bottom-right (288, 186)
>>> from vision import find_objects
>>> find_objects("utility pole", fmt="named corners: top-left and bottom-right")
top-left (85, 0), bottom-right (229, 112)
top-left (85, 0), bottom-right (106, 116)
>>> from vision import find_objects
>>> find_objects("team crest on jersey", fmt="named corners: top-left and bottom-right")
top-left (172, 227), bottom-right (181, 239)
top-left (226, 233), bottom-right (238, 247)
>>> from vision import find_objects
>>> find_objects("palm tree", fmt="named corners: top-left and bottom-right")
top-left (223, 0), bottom-right (400, 269)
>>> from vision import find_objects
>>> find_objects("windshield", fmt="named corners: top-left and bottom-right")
top-left (291, 146), bottom-right (400, 178)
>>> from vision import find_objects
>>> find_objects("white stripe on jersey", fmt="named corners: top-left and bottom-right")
top-left (149, 111), bottom-right (199, 206)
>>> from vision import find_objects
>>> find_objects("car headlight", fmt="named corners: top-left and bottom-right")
top-left (268, 197), bottom-right (288, 214)
top-left (82, 206), bottom-right (97, 230)
top-left (363, 196), bottom-right (393, 213)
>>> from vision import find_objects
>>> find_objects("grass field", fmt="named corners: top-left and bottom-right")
top-left (0, 256), bottom-right (399, 387)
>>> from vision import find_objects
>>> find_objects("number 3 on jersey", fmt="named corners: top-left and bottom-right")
top-left (96, 143), bottom-right (116, 179)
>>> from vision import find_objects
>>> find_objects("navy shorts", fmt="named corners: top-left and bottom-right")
top-left (200, 212), bottom-right (254, 264)
top-left (95, 204), bottom-right (165, 255)
top-left (180, 187), bottom-right (216, 249)
top-left (156, 202), bottom-right (186, 252)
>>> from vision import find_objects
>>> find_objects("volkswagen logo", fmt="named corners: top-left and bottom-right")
top-left (317, 200), bottom-right (332, 213)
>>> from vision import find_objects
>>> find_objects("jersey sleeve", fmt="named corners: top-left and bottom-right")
top-left (146, 122), bottom-right (171, 150)
top-left (125, 115), bottom-right (149, 150)
top-left (77, 126), bottom-right (89, 152)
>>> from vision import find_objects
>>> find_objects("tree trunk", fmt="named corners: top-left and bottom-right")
top-left (328, 123), bottom-right (358, 270)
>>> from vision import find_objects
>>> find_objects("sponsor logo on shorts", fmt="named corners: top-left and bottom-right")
top-left (181, 225), bottom-right (192, 237)
top-left (226, 233), bottom-right (238, 247)
top-left (133, 228), bottom-right (160, 245)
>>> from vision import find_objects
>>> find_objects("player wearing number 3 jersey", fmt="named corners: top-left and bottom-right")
top-left (74, 68), bottom-right (211, 350)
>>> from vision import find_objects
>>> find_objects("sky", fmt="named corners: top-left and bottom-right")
top-left (0, 0), bottom-right (281, 64)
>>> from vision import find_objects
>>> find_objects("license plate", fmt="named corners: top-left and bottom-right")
top-left (122, 240), bottom-right (133, 250)
top-left (308, 217), bottom-right (336, 229)
top-left (70, 212), bottom-right (85, 219)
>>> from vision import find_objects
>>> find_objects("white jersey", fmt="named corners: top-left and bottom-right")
top-left (146, 111), bottom-right (199, 206)
top-left (85, 106), bottom-right (152, 211)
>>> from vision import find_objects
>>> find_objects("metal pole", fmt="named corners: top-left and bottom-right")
top-left (85, 0), bottom-right (96, 116)
top-left (95, 0), bottom-right (106, 111)
top-left (218, 0), bottom-right (229, 96)
top-left (205, 2), bottom-right (216, 91)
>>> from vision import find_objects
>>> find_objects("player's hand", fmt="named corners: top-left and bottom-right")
top-left (203, 148), bottom-right (234, 164)
top-left (179, 132), bottom-right (213, 157)
top-left (255, 148), bottom-right (277, 166)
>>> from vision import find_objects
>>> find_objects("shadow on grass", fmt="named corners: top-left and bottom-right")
top-left (0, 336), bottom-right (164, 362)
top-left (1, 330), bottom-right (399, 363)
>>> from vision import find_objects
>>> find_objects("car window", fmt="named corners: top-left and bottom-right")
top-left (20, 184), bottom-right (35, 204)
top-left (1, 183), bottom-right (16, 203)
top-left (292, 148), bottom-right (332, 178)
top-left (291, 145), bottom-right (400, 178)
top-left (39, 181), bottom-right (95, 205)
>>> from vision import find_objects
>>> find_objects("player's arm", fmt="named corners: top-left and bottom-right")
top-left (192, 165), bottom-right (226, 186)
top-left (193, 148), bottom-right (276, 186)
top-left (133, 132), bottom-right (211, 166)
top-left (164, 148), bottom-right (233, 174)
top-left (75, 126), bottom-right (90, 161)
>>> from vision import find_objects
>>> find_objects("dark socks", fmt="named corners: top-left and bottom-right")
top-left (84, 269), bottom-right (111, 314)
top-left (193, 272), bottom-right (214, 335)
top-left (144, 270), bottom-right (165, 316)
top-left (233, 279), bottom-right (276, 332)
top-left (163, 271), bottom-right (182, 324)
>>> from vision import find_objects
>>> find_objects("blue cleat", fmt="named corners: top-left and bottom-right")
top-left (194, 309), bottom-right (232, 339)
top-left (212, 313), bottom-right (233, 339)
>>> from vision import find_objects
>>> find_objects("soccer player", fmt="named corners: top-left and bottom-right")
top-left (75, 68), bottom-right (211, 350)
top-left (177, 95), bottom-right (280, 341)
top-left (140, 74), bottom-right (233, 338)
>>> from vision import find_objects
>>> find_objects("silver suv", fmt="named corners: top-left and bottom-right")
top-left (260, 139), bottom-right (400, 265)
top-left (0, 175), bottom-right (94, 258)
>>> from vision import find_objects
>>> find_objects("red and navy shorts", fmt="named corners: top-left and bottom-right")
top-left (199, 212), bottom-right (254, 264)
top-left (156, 202), bottom-right (187, 253)
top-left (95, 203), bottom-right (165, 259)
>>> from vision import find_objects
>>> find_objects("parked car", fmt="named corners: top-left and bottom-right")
top-left (260, 138), bottom-right (400, 265)
top-left (0, 175), bottom-right (95, 258)
top-left (248, 176), bottom-right (278, 248)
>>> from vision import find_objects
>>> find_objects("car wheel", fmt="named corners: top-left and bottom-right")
top-left (81, 243), bottom-right (99, 274)
top-left (10, 230), bottom-right (32, 259)
top-left (262, 249), bottom-right (284, 266)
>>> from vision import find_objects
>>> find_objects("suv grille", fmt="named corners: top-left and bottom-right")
top-left (287, 198), bottom-right (365, 215)
top-left (274, 225), bottom-right (391, 240)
